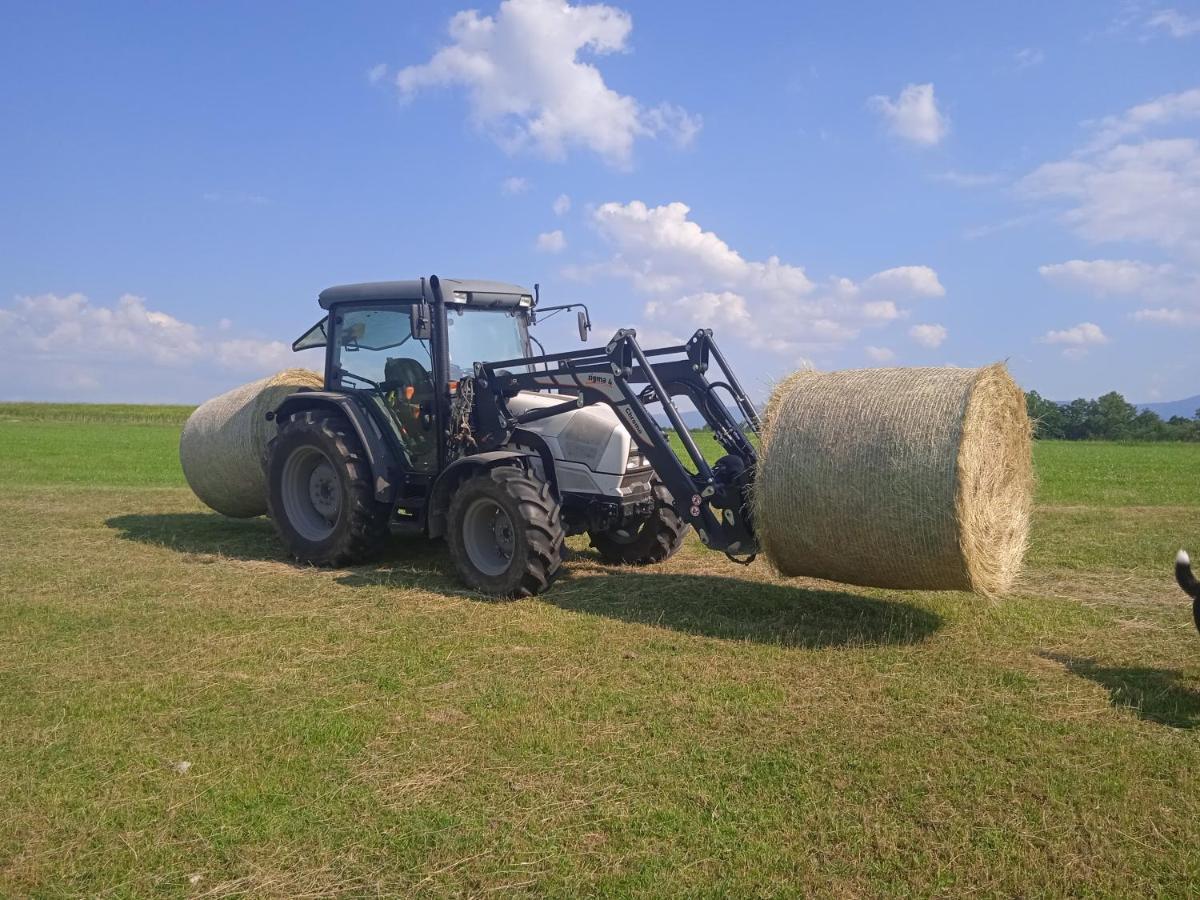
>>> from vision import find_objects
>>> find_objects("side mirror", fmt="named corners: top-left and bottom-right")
top-left (577, 310), bottom-right (591, 343)
top-left (410, 302), bottom-right (432, 341)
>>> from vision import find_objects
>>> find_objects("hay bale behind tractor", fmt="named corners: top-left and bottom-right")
top-left (753, 363), bottom-right (1032, 594)
top-left (180, 369), bottom-right (324, 518)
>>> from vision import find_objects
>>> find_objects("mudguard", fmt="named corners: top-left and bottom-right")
top-left (272, 391), bottom-right (400, 503)
top-left (427, 450), bottom-right (536, 539)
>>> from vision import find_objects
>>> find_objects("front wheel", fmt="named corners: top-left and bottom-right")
top-left (589, 481), bottom-right (686, 565)
top-left (447, 466), bottom-right (565, 598)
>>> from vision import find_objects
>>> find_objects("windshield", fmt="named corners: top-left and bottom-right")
top-left (445, 307), bottom-right (529, 378)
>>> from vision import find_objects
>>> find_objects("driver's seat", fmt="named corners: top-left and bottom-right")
top-left (383, 356), bottom-right (434, 467)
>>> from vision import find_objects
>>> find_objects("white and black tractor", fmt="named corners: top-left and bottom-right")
top-left (266, 275), bottom-right (761, 597)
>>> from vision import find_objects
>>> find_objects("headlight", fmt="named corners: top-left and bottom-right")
top-left (626, 450), bottom-right (648, 471)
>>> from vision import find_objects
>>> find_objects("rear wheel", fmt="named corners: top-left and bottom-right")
top-left (589, 481), bottom-right (686, 565)
top-left (265, 409), bottom-right (391, 566)
top-left (447, 466), bottom-right (565, 597)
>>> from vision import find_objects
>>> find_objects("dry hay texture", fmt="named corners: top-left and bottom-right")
top-left (753, 363), bottom-right (1033, 594)
top-left (179, 369), bottom-right (324, 518)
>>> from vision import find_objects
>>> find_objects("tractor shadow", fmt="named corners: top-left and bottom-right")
top-left (105, 512), bottom-right (457, 586)
top-left (1044, 653), bottom-right (1200, 729)
top-left (546, 570), bottom-right (943, 649)
top-left (105, 514), bottom-right (941, 648)
top-left (106, 513), bottom-right (287, 562)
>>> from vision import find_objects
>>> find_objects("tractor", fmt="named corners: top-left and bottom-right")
top-left (266, 275), bottom-right (761, 597)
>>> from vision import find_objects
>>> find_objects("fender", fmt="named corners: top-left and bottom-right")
top-left (272, 391), bottom-right (400, 503)
top-left (427, 450), bottom-right (536, 539)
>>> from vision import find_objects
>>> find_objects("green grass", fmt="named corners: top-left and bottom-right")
top-left (2, 409), bottom-right (1199, 895)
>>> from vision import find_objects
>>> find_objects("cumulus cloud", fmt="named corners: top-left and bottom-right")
top-left (1146, 8), bottom-right (1200, 37)
top-left (552, 193), bottom-right (571, 216)
top-left (1014, 47), bottom-right (1045, 69)
top-left (1038, 258), bottom-right (1178, 296)
top-left (0, 292), bottom-right (313, 391)
top-left (1083, 87), bottom-right (1200, 151)
top-left (535, 229), bottom-right (567, 253)
top-left (571, 200), bottom-right (943, 356)
top-left (869, 83), bottom-right (949, 146)
top-left (1041, 322), bottom-right (1109, 351)
top-left (1023, 138), bottom-right (1200, 253)
top-left (865, 345), bottom-right (895, 362)
top-left (391, 0), bottom-right (700, 166)
top-left (908, 323), bottom-right (947, 348)
top-left (1132, 307), bottom-right (1200, 325)
top-left (935, 170), bottom-right (1002, 188)
top-left (501, 176), bottom-right (530, 195)
top-left (1024, 87), bottom-right (1200, 340)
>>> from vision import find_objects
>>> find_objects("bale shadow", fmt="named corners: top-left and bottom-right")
top-left (1045, 653), bottom-right (1200, 729)
top-left (546, 572), bottom-right (943, 649)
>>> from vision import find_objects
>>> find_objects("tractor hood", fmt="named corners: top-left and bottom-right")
top-left (505, 391), bottom-right (634, 475)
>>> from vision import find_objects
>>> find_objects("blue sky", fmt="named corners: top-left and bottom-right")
top-left (2, 0), bottom-right (1198, 404)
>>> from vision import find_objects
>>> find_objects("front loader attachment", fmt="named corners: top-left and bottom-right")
top-left (472, 329), bottom-right (761, 560)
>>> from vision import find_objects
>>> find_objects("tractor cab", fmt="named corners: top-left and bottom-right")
top-left (291, 277), bottom-right (537, 473)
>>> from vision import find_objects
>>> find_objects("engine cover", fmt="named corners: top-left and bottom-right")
top-left (504, 391), bottom-right (649, 498)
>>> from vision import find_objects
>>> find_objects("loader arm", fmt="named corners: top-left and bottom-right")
top-left (472, 329), bottom-right (761, 558)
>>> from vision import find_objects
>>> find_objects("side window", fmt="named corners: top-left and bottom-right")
top-left (334, 307), bottom-right (432, 390)
top-left (292, 317), bottom-right (328, 351)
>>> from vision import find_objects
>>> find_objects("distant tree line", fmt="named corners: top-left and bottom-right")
top-left (1026, 391), bottom-right (1200, 441)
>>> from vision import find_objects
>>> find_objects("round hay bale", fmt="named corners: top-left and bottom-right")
top-left (753, 363), bottom-right (1032, 594)
top-left (179, 369), bottom-right (324, 518)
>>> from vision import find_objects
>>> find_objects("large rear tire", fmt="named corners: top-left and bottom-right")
top-left (447, 466), bottom-right (565, 598)
top-left (265, 409), bottom-right (391, 566)
top-left (589, 481), bottom-right (686, 565)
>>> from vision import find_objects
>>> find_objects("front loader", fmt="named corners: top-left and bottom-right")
top-left (265, 275), bottom-right (761, 597)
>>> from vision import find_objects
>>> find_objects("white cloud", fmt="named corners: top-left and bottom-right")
top-left (868, 83), bottom-right (949, 146)
top-left (392, 0), bottom-right (700, 166)
top-left (202, 191), bottom-right (269, 206)
top-left (367, 63), bottom-right (389, 84)
top-left (535, 229), bottom-right (567, 253)
top-left (1147, 8), bottom-right (1200, 37)
top-left (908, 323), bottom-right (947, 348)
top-left (1041, 321), bottom-right (1109, 345)
top-left (0, 292), bottom-right (314, 389)
top-left (1038, 258), bottom-right (1177, 296)
top-left (552, 193), bottom-right (571, 216)
top-left (865, 345), bottom-right (895, 362)
top-left (501, 176), bottom-right (530, 195)
top-left (575, 200), bottom-right (943, 355)
top-left (1083, 87), bottom-right (1200, 150)
top-left (1132, 307), bottom-right (1200, 325)
top-left (1022, 138), bottom-right (1200, 253)
top-left (1024, 88), bottom-right (1200, 333)
top-left (1014, 47), bottom-right (1045, 69)
top-left (861, 265), bottom-right (945, 298)
top-left (935, 170), bottom-right (1002, 188)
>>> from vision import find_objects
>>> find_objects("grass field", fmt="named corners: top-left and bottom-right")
top-left (2, 405), bottom-right (1199, 896)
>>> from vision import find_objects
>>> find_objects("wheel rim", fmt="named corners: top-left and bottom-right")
top-left (462, 497), bottom-right (516, 577)
top-left (280, 445), bottom-right (341, 542)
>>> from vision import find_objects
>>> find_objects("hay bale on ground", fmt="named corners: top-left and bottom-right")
top-left (754, 363), bottom-right (1032, 594)
top-left (179, 369), bottom-right (323, 518)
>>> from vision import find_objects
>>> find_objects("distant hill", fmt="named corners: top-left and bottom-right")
top-left (1137, 395), bottom-right (1200, 421)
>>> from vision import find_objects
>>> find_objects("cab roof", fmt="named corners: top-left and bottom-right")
top-left (318, 277), bottom-right (533, 310)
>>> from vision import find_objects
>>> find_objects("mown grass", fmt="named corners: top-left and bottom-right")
top-left (1, 406), bottom-right (1199, 896)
